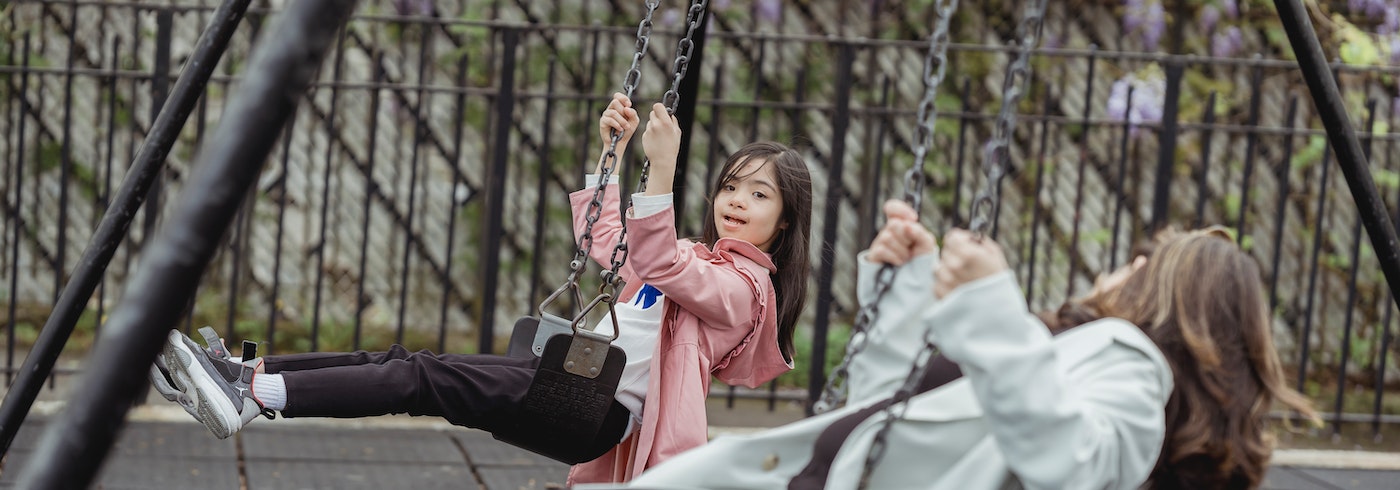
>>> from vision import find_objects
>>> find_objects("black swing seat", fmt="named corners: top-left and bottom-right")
top-left (494, 313), bottom-right (627, 464)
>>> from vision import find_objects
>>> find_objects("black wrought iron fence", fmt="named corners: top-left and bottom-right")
top-left (1, 0), bottom-right (1397, 439)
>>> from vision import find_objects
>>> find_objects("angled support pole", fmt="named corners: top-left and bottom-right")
top-left (1273, 0), bottom-right (1400, 310)
top-left (0, 0), bottom-right (253, 457)
top-left (14, 0), bottom-right (360, 487)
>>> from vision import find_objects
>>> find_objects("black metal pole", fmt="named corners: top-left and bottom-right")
top-left (14, 1), bottom-right (358, 487)
top-left (480, 27), bottom-right (518, 354)
top-left (0, 0), bottom-right (253, 458)
top-left (809, 43), bottom-right (855, 413)
top-left (673, 2), bottom-right (709, 225)
top-left (1149, 62), bottom-right (1183, 232)
top-left (1274, 0), bottom-right (1400, 313)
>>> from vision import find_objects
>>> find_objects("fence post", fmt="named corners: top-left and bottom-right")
top-left (1149, 61), bottom-right (1183, 232)
top-left (0, 0), bottom-right (253, 459)
top-left (140, 8), bottom-right (175, 255)
top-left (808, 42), bottom-right (855, 412)
top-left (13, 1), bottom-right (357, 486)
top-left (480, 27), bottom-right (518, 354)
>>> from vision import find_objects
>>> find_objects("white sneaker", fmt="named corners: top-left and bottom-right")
top-left (157, 328), bottom-right (271, 438)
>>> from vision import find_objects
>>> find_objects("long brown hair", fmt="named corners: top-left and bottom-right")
top-left (700, 142), bottom-right (811, 361)
top-left (1061, 229), bottom-right (1318, 489)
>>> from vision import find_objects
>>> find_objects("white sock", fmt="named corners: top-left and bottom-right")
top-left (251, 373), bottom-right (287, 411)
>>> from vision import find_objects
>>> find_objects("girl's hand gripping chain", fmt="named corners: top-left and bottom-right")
top-left (934, 228), bottom-right (1009, 299)
top-left (866, 199), bottom-right (937, 267)
top-left (595, 92), bottom-right (640, 172)
top-left (641, 102), bottom-right (681, 196)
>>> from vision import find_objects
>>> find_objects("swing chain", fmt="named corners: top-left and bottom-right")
top-left (968, 0), bottom-right (1047, 236)
top-left (812, 0), bottom-right (958, 416)
top-left (856, 1), bottom-right (1048, 487)
top-left (905, 0), bottom-right (959, 213)
top-left (550, 1), bottom-right (659, 313)
top-left (602, 0), bottom-right (708, 290)
top-left (860, 332), bottom-right (939, 489)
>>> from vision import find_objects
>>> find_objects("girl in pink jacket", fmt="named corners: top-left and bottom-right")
top-left (150, 93), bottom-right (813, 485)
top-left (567, 94), bottom-right (812, 483)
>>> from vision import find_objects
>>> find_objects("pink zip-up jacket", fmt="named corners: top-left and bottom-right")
top-left (566, 184), bottom-right (794, 484)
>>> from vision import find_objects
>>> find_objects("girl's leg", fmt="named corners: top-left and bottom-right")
top-left (277, 346), bottom-right (538, 432)
top-left (264, 347), bottom-right (424, 373)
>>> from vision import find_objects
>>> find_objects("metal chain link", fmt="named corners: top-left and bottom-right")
top-left (969, 0), bottom-right (1047, 236)
top-left (855, 1), bottom-right (1049, 487)
top-left (541, 1), bottom-right (659, 315)
top-left (602, 0), bottom-right (708, 293)
top-left (812, 0), bottom-right (958, 416)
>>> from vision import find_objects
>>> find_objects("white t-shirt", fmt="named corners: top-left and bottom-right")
top-left (581, 174), bottom-right (672, 427)
top-left (593, 283), bottom-right (663, 423)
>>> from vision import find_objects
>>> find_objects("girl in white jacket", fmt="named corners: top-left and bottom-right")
top-left (581, 201), bottom-right (1317, 490)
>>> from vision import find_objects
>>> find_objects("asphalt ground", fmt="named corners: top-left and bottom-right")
top-left (0, 400), bottom-right (1397, 489)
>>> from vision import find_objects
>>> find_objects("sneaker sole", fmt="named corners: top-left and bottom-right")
top-left (163, 330), bottom-right (241, 439)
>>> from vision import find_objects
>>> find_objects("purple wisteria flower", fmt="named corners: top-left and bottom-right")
top-left (1201, 5), bottom-right (1221, 32)
top-left (660, 8), bottom-right (681, 27)
top-left (755, 0), bottom-right (782, 24)
top-left (1383, 6), bottom-right (1400, 36)
top-left (1212, 26), bottom-right (1245, 57)
top-left (1107, 72), bottom-right (1166, 137)
top-left (1123, 0), bottom-right (1166, 50)
top-left (392, 0), bottom-right (433, 17)
top-left (1221, 0), bottom-right (1239, 18)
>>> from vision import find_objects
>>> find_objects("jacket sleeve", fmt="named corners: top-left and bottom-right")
top-left (623, 206), bottom-right (768, 332)
top-left (569, 184), bottom-right (638, 273)
top-left (924, 271), bottom-right (1171, 489)
top-left (847, 252), bottom-right (940, 402)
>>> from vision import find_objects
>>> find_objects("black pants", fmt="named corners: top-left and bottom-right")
top-left (263, 345), bottom-right (630, 457)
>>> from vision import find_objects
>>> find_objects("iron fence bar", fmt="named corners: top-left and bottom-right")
top-left (1297, 147), bottom-right (1332, 396)
top-left (1268, 98), bottom-right (1301, 316)
top-left (808, 42), bottom-right (855, 412)
top-left (1025, 87), bottom-right (1053, 305)
top-left (0, 0), bottom-right (252, 458)
top-left (951, 79), bottom-right (972, 225)
top-left (1235, 61), bottom-right (1265, 244)
top-left (445, 53), bottom-right (471, 353)
top-left (55, 2), bottom-right (80, 306)
top-left (4, 33), bottom-right (29, 390)
top-left (394, 27), bottom-right (434, 346)
top-left (140, 8), bottom-right (174, 273)
top-left (1194, 93), bottom-right (1218, 228)
top-left (1275, 0), bottom-right (1400, 315)
top-left (1066, 46), bottom-right (1097, 298)
top-left (13, 0), bottom-right (357, 486)
top-left (1375, 107), bottom-right (1399, 439)
top-left (480, 27), bottom-right (518, 353)
top-left (266, 121), bottom-right (295, 355)
top-left (97, 36), bottom-right (120, 340)
top-left (1331, 100), bottom-right (1377, 436)
top-left (309, 28), bottom-right (348, 349)
top-left (1149, 61), bottom-right (1183, 232)
top-left (704, 62), bottom-right (723, 237)
top-left (1110, 86), bottom-right (1134, 271)
top-left (353, 53), bottom-right (385, 351)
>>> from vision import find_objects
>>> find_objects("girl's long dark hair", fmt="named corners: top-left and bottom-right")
top-left (700, 142), bottom-right (811, 361)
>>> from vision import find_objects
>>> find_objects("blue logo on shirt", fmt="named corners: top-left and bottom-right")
top-left (632, 284), bottom-right (662, 309)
